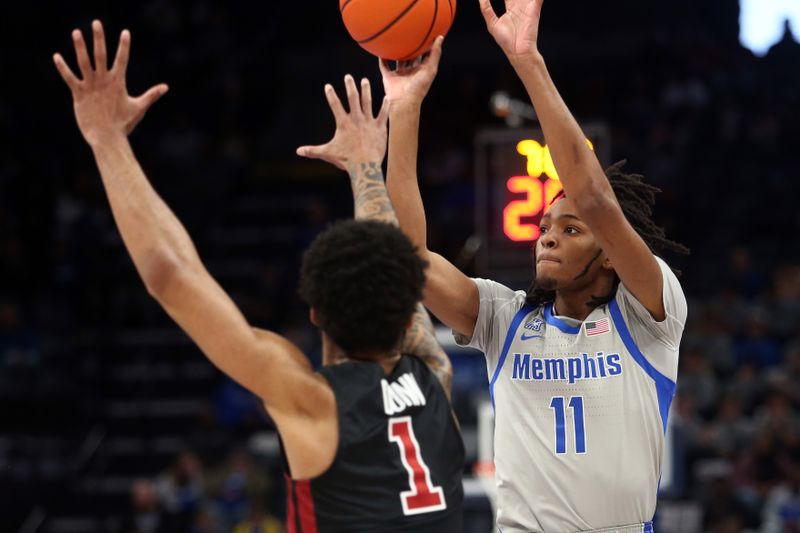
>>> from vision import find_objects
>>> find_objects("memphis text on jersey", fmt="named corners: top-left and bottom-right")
top-left (511, 351), bottom-right (623, 384)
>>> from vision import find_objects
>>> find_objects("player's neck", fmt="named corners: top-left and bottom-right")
top-left (318, 333), bottom-right (344, 366)
top-left (321, 335), bottom-right (402, 374)
top-left (373, 353), bottom-right (402, 375)
top-left (553, 274), bottom-right (616, 321)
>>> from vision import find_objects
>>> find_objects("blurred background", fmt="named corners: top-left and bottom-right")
top-left (1, 1), bottom-right (799, 532)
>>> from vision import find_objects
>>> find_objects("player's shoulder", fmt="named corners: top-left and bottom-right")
top-left (317, 360), bottom-right (384, 390)
top-left (615, 256), bottom-right (686, 306)
top-left (613, 255), bottom-right (688, 348)
top-left (392, 355), bottom-right (443, 388)
top-left (471, 277), bottom-right (528, 310)
top-left (653, 256), bottom-right (684, 288)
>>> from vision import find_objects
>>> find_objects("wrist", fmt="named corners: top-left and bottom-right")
top-left (388, 97), bottom-right (424, 114)
top-left (508, 50), bottom-right (545, 72)
top-left (87, 129), bottom-right (129, 150)
top-left (349, 153), bottom-right (384, 168)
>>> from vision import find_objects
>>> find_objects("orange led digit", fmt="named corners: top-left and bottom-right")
top-left (503, 176), bottom-right (544, 241)
top-left (543, 178), bottom-right (563, 215)
top-left (504, 138), bottom-right (593, 241)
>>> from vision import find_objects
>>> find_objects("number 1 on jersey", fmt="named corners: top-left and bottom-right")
top-left (389, 417), bottom-right (447, 515)
top-left (549, 396), bottom-right (587, 455)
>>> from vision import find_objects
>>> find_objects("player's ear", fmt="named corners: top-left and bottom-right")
top-left (309, 307), bottom-right (320, 327)
top-left (601, 253), bottom-right (614, 271)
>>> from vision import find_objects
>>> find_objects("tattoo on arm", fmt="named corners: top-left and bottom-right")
top-left (348, 161), bottom-right (400, 225)
top-left (347, 161), bottom-right (453, 396)
top-left (403, 304), bottom-right (453, 398)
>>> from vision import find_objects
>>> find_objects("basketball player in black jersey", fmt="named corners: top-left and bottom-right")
top-left (54, 21), bottom-right (464, 533)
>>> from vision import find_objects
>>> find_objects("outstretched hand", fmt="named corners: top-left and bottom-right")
top-left (53, 20), bottom-right (169, 146)
top-left (379, 36), bottom-right (444, 107)
top-left (478, 0), bottom-right (543, 62)
top-left (297, 76), bottom-right (389, 171)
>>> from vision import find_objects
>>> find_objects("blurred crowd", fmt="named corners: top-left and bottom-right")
top-left (1, 1), bottom-right (799, 532)
top-left (120, 451), bottom-right (281, 533)
top-left (675, 254), bottom-right (800, 532)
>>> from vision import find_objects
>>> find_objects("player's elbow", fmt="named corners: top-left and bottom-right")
top-left (142, 251), bottom-right (184, 300)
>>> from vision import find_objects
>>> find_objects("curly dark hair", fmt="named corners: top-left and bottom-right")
top-left (526, 160), bottom-right (690, 309)
top-left (299, 220), bottom-right (427, 356)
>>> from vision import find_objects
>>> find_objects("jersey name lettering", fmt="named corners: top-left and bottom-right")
top-left (382, 373), bottom-right (427, 416)
top-left (511, 351), bottom-right (623, 384)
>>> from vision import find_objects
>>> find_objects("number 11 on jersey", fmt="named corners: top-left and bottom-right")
top-left (550, 396), bottom-right (587, 455)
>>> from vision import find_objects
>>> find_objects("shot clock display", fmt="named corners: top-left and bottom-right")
top-left (474, 126), bottom-right (610, 287)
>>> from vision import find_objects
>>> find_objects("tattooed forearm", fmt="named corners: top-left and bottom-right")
top-left (348, 161), bottom-right (400, 225)
top-left (402, 304), bottom-right (453, 398)
top-left (347, 161), bottom-right (453, 396)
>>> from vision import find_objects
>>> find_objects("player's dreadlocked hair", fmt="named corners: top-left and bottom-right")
top-left (526, 160), bottom-right (690, 309)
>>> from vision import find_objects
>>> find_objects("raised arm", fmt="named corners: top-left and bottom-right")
top-left (297, 75), bottom-right (453, 396)
top-left (53, 21), bottom-right (333, 419)
top-left (379, 39), bottom-right (481, 339)
top-left (480, 0), bottom-right (666, 319)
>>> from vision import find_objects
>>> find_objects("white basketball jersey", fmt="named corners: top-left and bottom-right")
top-left (455, 257), bottom-right (686, 532)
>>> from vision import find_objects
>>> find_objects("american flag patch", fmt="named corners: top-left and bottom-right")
top-left (585, 318), bottom-right (611, 336)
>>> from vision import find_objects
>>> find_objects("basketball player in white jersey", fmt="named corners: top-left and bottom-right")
top-left (380, 1), bottom-right (690, 531)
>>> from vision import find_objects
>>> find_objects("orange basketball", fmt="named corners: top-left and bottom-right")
top-left (340, 0), bottom-right (456, 61)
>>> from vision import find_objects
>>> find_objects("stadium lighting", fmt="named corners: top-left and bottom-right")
top-left (740, 0), bottom-right (800, 56)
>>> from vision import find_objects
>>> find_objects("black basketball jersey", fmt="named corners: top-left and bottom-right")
top-left (284, 355), bottom-right (465, 533)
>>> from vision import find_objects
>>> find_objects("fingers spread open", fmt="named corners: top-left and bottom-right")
top-left (296, 144), bottom-right (326, 159)
top-left (53, 53), bottom-right (81, 92)
top-left (92, 20), bottom-right (108, 73)
top-left (324, 84), bottom-right (346, 123)
top-left (427, 35), bottom-right (444, 69)
top-left (296, 144), bottom-right (343, 170)
top-left (344, 74), bottom-right (360, 116)
top-left (136, 84), bottom-right (169, 112)
top-left (376, 96), bottom-right (390, 128)
top-left (360, 78), bottom-right (373, 117)
top-left (72, 29), bottom-right (93, 81)
top-left (525, 0), bottom-right (544, 23)
top-left (113, 30), bottom-right (131, 76)
top-left (478, 0), bottom-right (499, 27)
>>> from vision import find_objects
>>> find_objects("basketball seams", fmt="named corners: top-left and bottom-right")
top-left (343, 0), bottom-right (455, 60)
top-left (404, 0), bottom-right (439, 60)
top-left (356, 0), bottom-right (423, 44)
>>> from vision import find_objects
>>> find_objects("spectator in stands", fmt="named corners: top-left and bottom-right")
top-left (155, 451), bottom-right (205, 530)
top-left (120, 479), bottom-right (175, 533)
top-left (232, 502), bottom-right (283, 533)
top-left (734, 308), bottom-right (782, 368)
top-left (760, 459), bottom-right (800, 533)
top-left (707, 393), bottom-right (755, 458)
top-left (207, 450), bottom-right (269, 530)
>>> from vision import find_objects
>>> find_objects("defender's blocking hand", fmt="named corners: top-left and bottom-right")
top-left (297, 76), bottom-right (389, 170)
top-left (53, 20), bottom-right (168, 146)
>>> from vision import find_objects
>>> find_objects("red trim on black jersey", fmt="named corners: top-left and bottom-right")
top-left (285, 474), bottom-right (297, 533)
top-left (296, 480), bottom-right (319, 533)
top-left (286, 475), bottom-right (318, 533)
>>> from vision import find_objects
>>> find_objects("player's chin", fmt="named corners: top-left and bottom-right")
top-left (534, 273), bottom-right (559, 291)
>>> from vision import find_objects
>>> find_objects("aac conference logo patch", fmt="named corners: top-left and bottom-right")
top-left (520, 317), bottom-right (544, 341)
